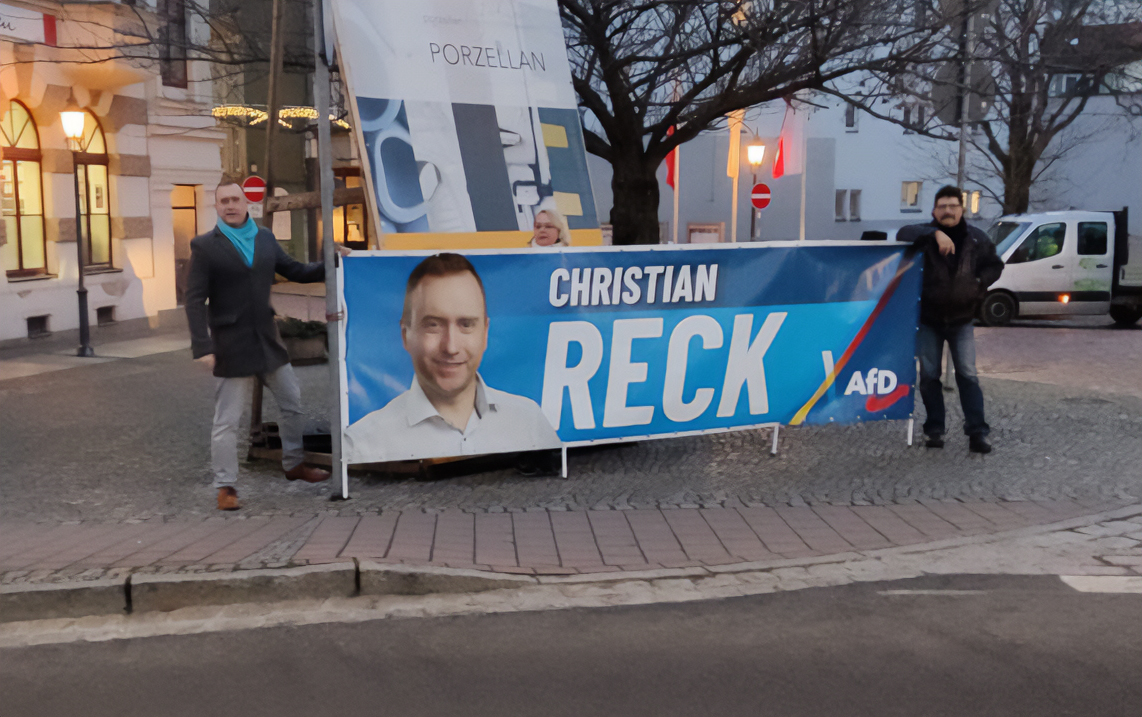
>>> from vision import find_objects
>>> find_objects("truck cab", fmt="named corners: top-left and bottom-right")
top-left (981, 209), bottom-right (1142, 326)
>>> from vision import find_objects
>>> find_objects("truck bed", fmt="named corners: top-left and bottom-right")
top-left (1123, 236), bottom-right (1142, 287)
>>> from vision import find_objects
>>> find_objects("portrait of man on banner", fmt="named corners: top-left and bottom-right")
top-left (342, 253), bottom-right (561, 463)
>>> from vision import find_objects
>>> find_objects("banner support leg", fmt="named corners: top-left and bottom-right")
top-left (561, 445), bottom-right (568, 479)
top-left (910, 355), bottom-right (921, 449)
top-left (770, 425), bottom-right (780, 455)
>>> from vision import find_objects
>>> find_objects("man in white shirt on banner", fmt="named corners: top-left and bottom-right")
top-left (343, 253), bottom-right (561, 463)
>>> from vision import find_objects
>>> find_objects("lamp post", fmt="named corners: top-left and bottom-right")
top-left (746, 141), bottom-right (766, 241)
top-left (61, 108), bottom-right (94, 357)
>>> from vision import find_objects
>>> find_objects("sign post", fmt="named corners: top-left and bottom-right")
top-left (313, 0), bottom-right (347, 500)
top-left (750, 182), bottom-right (771, 240)
top-left (241, 175), bottom-right (267, 203)
top-left (242, 176), bottom-right (267, 219)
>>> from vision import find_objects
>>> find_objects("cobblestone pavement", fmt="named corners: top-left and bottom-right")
top-left (976, 319), bottom-right (1142, 399)
top-left (2, 324), bottom-right (1140, 522)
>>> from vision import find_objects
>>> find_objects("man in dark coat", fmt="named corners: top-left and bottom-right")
top-left (186, 178), bottom-right (332, 510)
top-left (906, 185), bottom-right (1004, 454)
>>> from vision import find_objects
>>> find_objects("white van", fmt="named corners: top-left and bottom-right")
top-left (981, 209), bottom-right (1142, 326)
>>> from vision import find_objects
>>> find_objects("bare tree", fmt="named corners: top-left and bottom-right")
top-left (559, 0), bottom-right (944, 244)
top-left (973, 4), bottom-right (1140, 212)
top-left (850, 2), bottom-right (1142, 215)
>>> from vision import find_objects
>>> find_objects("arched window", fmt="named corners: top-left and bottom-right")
top-left (72, 112), bottom-right (112, 268)
top-left (1, 101), bottom-right (46, 277)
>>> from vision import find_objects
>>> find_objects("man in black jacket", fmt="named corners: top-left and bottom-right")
top-left (911, 185), bottom-right (1004, 454)
top-left (186, 178), bottom-right (333, 510)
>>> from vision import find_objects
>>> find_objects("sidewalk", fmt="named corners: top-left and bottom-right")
top-left (0, 282), bottom-right (319, 382)
top-left (4, 496), bottom-right (1136, 584)
top-left (3, 498), bottom-right (1141, 626)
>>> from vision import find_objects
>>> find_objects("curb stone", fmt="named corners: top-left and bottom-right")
top-left (359, 562), bottom-right (536, 596)
top-left (1, 578), bottom-right (127, 623)
top-left (536, 566), bottom-right (709, 585)
top-left (131, 562), bottom-right (356, 613)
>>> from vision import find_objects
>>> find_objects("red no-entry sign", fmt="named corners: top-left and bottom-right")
top-left (751, 183), bottom-right (771, 209)
top-left (242, 175), bottom-right (267, 203)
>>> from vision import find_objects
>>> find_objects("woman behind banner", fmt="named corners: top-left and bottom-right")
top-left (529, 208), bottom-right (572, 248)
top-left (518, 207), bottom-right (571, 477)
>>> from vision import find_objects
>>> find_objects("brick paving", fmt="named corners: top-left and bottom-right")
top-left (2, 498), bottom-right (1134, 586)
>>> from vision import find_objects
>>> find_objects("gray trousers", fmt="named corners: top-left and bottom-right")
top-left (212, 363), bottom-right (305, 488)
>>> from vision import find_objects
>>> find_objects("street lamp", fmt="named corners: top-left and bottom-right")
top-left (746, 141), bottom-right (766, 240)
top-left (746, 142), bottom-right (766, 168)
top-left (61, 107), bottom-right (94, 357)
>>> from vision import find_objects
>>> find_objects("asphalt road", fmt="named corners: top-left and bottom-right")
top-left (3, 575), bottom-right (1140, 716)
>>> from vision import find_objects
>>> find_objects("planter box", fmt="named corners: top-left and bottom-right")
top-left (283, 335), bottom-right (327, 365)
top-left (277, 317), bottom-right (329, 365)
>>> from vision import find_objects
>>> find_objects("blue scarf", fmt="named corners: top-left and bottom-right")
top-left (216, 216), bottom-right (258, 267)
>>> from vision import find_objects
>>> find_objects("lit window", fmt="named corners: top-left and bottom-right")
top-left (901, 181), bottom-right (922, 212)
top-left (961, 190), bottom-right (981, 216)
top-left (1, 101), bottom-right (46, 277)
top-left (72, 112), bottom-right (112, 269)
top-left (171, 185), bottom-right (198, 304)
top-left (332, 168), bottom-right (371, 250)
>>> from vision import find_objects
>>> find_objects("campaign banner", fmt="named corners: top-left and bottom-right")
top-left (338, 243), bottom-right (922, 464)
top-left (330, 0), bottom-right (601, 250)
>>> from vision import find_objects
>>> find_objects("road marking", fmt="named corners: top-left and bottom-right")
top-left (1060, 576), bottom-right (1142, 593)
top-left (878, 590), bottom-right (987, 596)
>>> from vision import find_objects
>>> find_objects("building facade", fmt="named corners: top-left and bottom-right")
top-left (0, 0), bottom-right (223, 343)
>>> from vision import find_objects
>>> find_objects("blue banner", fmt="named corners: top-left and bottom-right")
top-left (339, 243), bottom-right (921, 463)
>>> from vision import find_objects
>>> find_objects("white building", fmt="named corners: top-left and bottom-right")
top-left (0, 0), bottom-right (223, 343)
top-left (587, 88), bottom-right (1141, 244)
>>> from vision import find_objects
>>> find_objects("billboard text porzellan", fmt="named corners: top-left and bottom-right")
top-left (330, 0), bottom-right (602, 250)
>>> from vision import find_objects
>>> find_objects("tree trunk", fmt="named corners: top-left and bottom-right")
top-left (1002, 149), bottom-right (1034, 215)
top-left (609, 153), bottom-right (663, 245)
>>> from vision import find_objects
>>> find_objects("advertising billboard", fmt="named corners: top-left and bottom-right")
top-left (330, 0), bottom-right (602, 250)
top-left (339, 243), bottom-right (922, 464)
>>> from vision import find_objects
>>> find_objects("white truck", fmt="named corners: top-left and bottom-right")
top-left (979, 209), bottom-right (1142, 326)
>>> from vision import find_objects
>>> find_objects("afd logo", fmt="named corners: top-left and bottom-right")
top-left (844, 368), bottom-right (910, 412)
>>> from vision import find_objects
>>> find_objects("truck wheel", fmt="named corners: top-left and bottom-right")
top-left (1109, 304), bottom-right (1142, 327)
top-left (980, 292), bottom-right (1016, 326)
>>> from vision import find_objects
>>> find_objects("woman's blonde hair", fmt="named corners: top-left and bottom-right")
top-left (532, 207), bottom-right (573, 247)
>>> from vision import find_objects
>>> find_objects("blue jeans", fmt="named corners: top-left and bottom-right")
top-left (916, 322), bottom-right (989, 437)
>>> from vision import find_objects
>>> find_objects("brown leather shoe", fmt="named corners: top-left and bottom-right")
top-left (217, 486), bottom-right (240, 511)
top-left (284, 464), bottom-right (331, 483)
